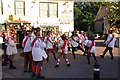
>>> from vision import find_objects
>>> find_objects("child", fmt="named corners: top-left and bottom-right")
top-left (55, 34), bottom-right (70, 67)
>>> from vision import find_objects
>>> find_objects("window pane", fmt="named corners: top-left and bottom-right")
top-left (0, 0), bottom-right (1, 7)
top-left (49, 3), bottom-right (57, 17)
top-left (15, 1), bottom-right (25, 15)
top-left (0, 0), bottom-right (2, 15)
top-left (0, 9), bottom-right (2, 15)
top-left (39, 3), bottom-right (48, 17)
top-left (16, 2), bottom-right (20, 8)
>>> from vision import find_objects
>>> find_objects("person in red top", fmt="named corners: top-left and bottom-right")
top-left (55, 34), bottom-right (70, 67)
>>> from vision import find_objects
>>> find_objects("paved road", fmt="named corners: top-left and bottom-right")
top-left (1, 40), bottom-right (120, 79)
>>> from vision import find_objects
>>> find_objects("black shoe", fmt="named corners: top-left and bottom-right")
top-left (67, 64), bottom-right (70, 66)
top-left (83, 53), bottom-right (87, 56)
top-left (54, 56), bottom-right (57, 60)
top-left (111, 57), bottom-right (114, 60)
top-left (55, 65), bottom-right (59, 68)
top-left (73, 55), bottom-right (76, 59)
top-left (2, 63), bottom-right (8, 66)
top-left (47, 57), bottom-right (49, 62)
top-left (88, 62), bottom-right (90, 65)
top-left (9, 65), bottom-right (16, 69)
top-left (31, 73), bottom-right (36, 78)
top-left (100, 55), bottom-right (104, 58)
top-left (28, 70), bottom-right (32, 73)
top-left (36, 74), bottom-right (45, 79)
top-left (24, 71), bottom-right (27, 73)
top-left (87, 60), bottom-right (90, 65)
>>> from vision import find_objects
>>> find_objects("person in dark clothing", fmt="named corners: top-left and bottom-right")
top-left (2, 32), bottom-right (9, 66)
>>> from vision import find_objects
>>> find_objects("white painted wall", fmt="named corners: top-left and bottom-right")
top-left (0, 0), bottom-right (74, 33)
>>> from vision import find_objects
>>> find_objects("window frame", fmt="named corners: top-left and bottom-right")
top-left (39, 2), bottom-right (58, 18)
top-left (48, 2), bottom-right (58, 18)
top-left (15, 1), bottom-right (25, 16)
top-left (39, 2), bottom-right (49, 17)
top-left (0, 0), bottom-right (3, 15)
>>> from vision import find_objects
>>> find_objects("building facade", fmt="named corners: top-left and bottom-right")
top-left (94, 6), bottom-right (110, 34)
top-left (0, 0), bottom-right (74, 34)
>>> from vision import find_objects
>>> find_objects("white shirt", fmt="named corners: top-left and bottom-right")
top-left (82, 35), bottom-right (88, 45)
top-left (87, 40), bottom-right (96, 53)
top-left (105, 34), bottom-right (117, 48)
top-left (6, 37), bottom-right (17, 55)
top-left (78, 34), bottom-right (82, 43)
top-left (31, 36), bottom-right (48, 61)
top-left (69, 36), bottom-right (79, 47)
top-left (0, 37), bottom-right (3, 44)
top-left (22, 36), bottom-right (31, 52)
top-left (58, 39), bottom-right (68, 54)
top-left (44, 36), bottom-right (53, 49)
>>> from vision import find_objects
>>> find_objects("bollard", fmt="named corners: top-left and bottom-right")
top-left (93, 62), bottom-right (100, 80)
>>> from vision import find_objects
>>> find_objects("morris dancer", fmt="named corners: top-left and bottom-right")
top-left (87, 36), bottom-right (97, 64)
top-left (6, 31), bottom-right (17, 69)
top-left (69, 31), bottom-right (85, 59)
top-left (82, 32), bottom-right (89, 56)
top-left (100, 29), bottom-right (116, 59)
top-left (55, 34), bottom-right (70, 67)
top-left (31, 28), bottom-right (47, 79)
top-left (44, 31), bottom-right (57, 62)
top-left (22, 30), bottom-right (32, 72)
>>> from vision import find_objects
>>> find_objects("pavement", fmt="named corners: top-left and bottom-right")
top-left (1, 40), bottom-right (120, 80)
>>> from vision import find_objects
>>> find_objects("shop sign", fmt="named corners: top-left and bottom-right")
top-left (62, 2), bottom-right (72, 14)
top-left (59, 19), bottom-right (73, 24)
